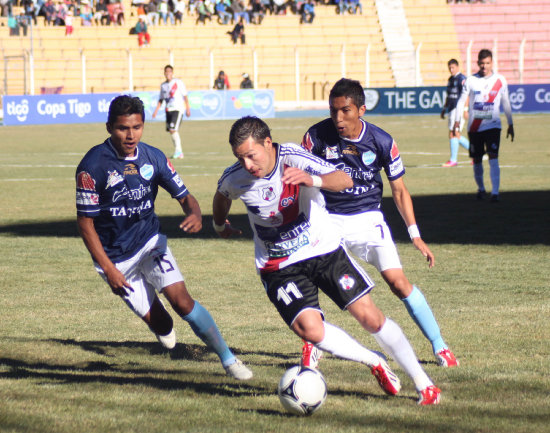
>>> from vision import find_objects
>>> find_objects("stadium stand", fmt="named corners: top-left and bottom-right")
top-left (1, 0), bottom-right (549, 99)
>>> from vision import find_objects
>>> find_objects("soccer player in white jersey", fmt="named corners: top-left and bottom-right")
top-left (212, 116), bottom-right (441, 405)
top-left (152, 65), bottom-right (191, 159)
top-left (76, 95), bottom-right (252, 380)
top-left (454, 49), bottom-right (514, 202)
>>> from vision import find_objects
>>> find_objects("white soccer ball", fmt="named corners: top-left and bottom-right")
top-left (277, 365), bottom-right (327, 416)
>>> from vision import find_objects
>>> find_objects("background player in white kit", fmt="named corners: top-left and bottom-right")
top-left (152, 65), bottom-right (191, 159)
top-left (212, 116), bottom-right (441, 405)
top-left (301, 78), bottom-right (458, 369)
top-left (76, 95), bottom-right (252, 380)
top-left (454, 49), bottom-right (514, 202)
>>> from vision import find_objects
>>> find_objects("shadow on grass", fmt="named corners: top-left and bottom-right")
top-left (1, 190), bottom-right (548, 245)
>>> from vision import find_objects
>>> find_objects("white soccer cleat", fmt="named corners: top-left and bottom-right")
top-left (224, 358), bottom-right (253, 380)
top-left (156, 329), bottom-right (176, 350)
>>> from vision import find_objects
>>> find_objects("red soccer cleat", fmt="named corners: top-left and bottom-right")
top-left (371, 358), bottom-right (401, 395)
top-left (418, 385), bottom-right (441, 405)
top-left (435, 348), bottom-right (459, 367)
top-left (301, 340), bottom-right (323, 369)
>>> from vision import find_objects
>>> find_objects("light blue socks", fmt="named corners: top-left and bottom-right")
top-left (449, 138), bottom-right (459, 162)
top-left (459, 136), bottom-right (470, 150)
top-left (182, 301), bottom-right (235, 367)
top-left (402, 286), bottom-right (446, 354)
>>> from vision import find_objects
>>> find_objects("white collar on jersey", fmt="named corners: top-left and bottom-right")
top-left (339, 118), bottom-right (367, 143)
top-left (107, 138), bottom-right (140, 161)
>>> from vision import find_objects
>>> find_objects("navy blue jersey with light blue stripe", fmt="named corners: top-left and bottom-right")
top-left (76, 139), bottom-right (189, 262)
top-left (302, 118), bottom-right (405, 215)
top-left (445, 72), bottom-right (467, 112)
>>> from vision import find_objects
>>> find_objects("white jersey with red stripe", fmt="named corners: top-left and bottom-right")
top-left (216, 142), bottom-right (342, 273)
top-left (455, 72), bottom-right (513, 133)
top-left (159, 78), bottom-right (188, 112)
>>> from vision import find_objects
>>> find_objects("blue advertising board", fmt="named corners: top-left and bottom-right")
top-left (2, 89), bottom-right (275, 126)
top-left (363, 84), bottom-right (550, 115)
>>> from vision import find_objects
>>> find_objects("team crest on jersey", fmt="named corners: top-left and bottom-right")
top-left (140, 164), bottom-right (154, 180)
top-left (123, 163), bottom-right (138, 176)
top-left (261, 186), bottom-right (276, 201)
top-left (106, 170), bottom-right (124, 189)
top-left (343, 145), bottom-right (360, 156)
top-left (167, 159), bottom-right (176, 174)
top-left (339, 274), bottom-right (355, 291)
top-left (76, 171), bottom-right (96, 191)
top-left (325, 146), bottom-right (339, 160)
top-left (390, 141), bottom-right (400, 160)
top-left (362, 151), bottom-right (376, 166)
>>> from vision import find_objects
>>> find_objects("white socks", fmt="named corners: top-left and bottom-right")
top-left (171, 131), bottom-right (182, 154)
top-left (315, 321), bottom-right (380, 367)
top-left (489, 158), bottom-right (500, 195)
top-left (372, 318), bottom-right (433, 391)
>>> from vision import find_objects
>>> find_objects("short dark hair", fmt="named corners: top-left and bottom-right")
top-left (478, 49), bottom-right (492, 61)
top-left (329, 78), bottom-right (365, 109)
top-left (229, 116), bottom-right (271, 148)
top-left (107, 95), bottom-right (145, 125)
top-left (164, 64), bottom-right (173, 72)
top-left (448, 58), bottom-right (459, 67)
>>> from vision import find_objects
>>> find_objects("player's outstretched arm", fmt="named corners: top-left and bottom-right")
top-left (281, 166), bottom-right (352, 191)
top-left (212, 191), bottom-right (242, 238)
top-left (389, 178), bottom-right (435, 268)
top-left (77, 215), bottom-right (134, 296)
top-left (178, 194), bottom-right (202, 233)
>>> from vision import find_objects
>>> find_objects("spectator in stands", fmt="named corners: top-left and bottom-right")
top-left (240, 72), bottom-right (253, 89)
top-left (299, 0), bottom-right (313, 23)
top-left (158, 0), bottom-right (174, 24)
top-left (17, 12), bottom-right (30, 35)
top-left (349, 0), bottom-right (361, 14)
top-left (173, 0), bottom-right (185, 23)
top-left (65, 8), bottom-right (74, 33)
top-left (290, 0), bottom-right (303, 14)
top-left (94, 0), bottom-right (110, 25)
top-left (23, 0), bottom-right (37, 25)
top-left (334, 0), bottom-right (349, 15)
top-left (213, 70), bottom-right (230, 89)
top-left (107, 0), bottom-right (124, 25)
top-left (260, 0), bottom-right (273, 15)
top-left (80, 1), bottom-right (93, 26)
top-left (215, 0), bottom-right (231, 24)
top-left (195, 0), bottom-right (212, 24)
top-left (8, 13), bottom-right (19, 35)
top-left (272, 0), bottom-right (286, 15)
top-left (228, 16), bottom-right (245, 44)
top-left (230, 0), bottom-right (249, 24)
top-left (135, 15), bottom-right (150, 46)
top-left (54, 0), bottom-right (67, 25)
top-left (250, 0), bottom-right (265, 24)
top-left (42, 0), bottom-right (55, 25)
top-left (145, 0), bottom-right (158, 25)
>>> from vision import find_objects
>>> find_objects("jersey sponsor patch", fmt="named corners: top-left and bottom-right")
top-left (76, 190), bottom-right (99, 205)
top-left (123, 163), bottom-right (138, 176)
top-left (362, 151), bottom-right (376, 165)
top-left (326, 146), bottom-right (339, 160)
top-left (390, 141), bottom-right (400, 160)
top-left (343, 144), bottom-right (360, 156)
top-left (106, 170), bottom-right (124, 189)
top-left (389, 158), bottom-right (404, 177)
top-left (77, 171), bottom-right (96, 191)
top-left (261, 186), bottom-right (276, 201)
top-left (172, 174), bottom-right (184, 188)
top-left (140, 164), bottom-right (154, 180)
top-left (338, 274), bottom-right (355, 291)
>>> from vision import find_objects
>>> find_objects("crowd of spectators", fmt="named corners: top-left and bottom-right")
top-left (3, 0), bottom-right (365, 35)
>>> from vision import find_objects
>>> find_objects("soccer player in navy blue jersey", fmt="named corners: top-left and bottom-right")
top-left (75, 95), bottom-right (252, 380)
top-left (300, 78), bottom-right (459, 369)
top-left (441, 59), bottom-right (470, 167)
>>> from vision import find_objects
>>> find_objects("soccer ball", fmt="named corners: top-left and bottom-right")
top-left (277, 365), bottom-right (327, 416)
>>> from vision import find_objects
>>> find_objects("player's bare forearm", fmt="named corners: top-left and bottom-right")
top-left (212, 191), bottom-right (242, 238)
top-left (77, 216), bottom-right (133, 295)
top-left (389, 178), bottom-right (417, 227)
top-left (178, 194), bottom-right (202, 233)
top-left (281, 167), bottom-right (352, 191)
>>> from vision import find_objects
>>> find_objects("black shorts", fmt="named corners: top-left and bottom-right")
top-left (260, 246), bottom-right (375, 326)
top-left (165, 110), bottom-right (183, 131)
top-left (468, 128), bottom-right (501, 158)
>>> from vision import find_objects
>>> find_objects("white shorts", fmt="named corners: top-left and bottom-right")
top-left (448, 108), bottom-right (465, 132)
top-left (330, 211), bottom-right (402, 273)
top-left (95, 234), bottom-right (184, 317)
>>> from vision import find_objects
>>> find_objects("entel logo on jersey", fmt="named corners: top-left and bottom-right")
top-left (261, 186), bottom-right (276, 201)
top-left (362, 151), bottom-right (376, 165)
top-left (339, 274), bottom-right (355, 291)
top-left (140, 164), bottom-right (154, 180)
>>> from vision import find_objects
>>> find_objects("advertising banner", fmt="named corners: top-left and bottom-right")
top-left (2, 89), bottom-right (275, 126)
top-left (363, 84), bottom-right (550, 115)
